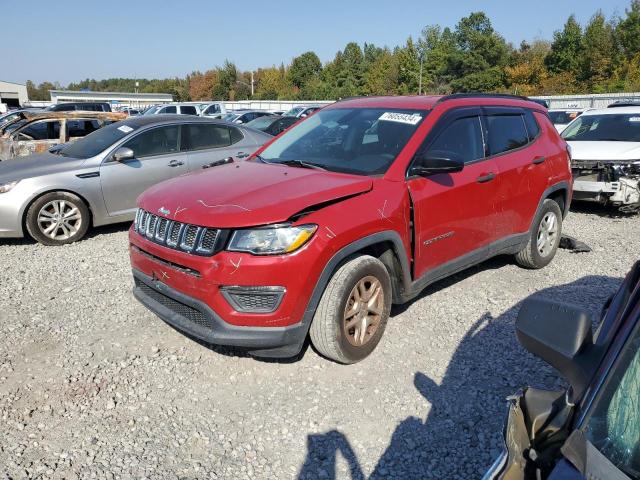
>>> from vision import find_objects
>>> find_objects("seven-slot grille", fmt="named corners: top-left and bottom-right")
top-left (134, 209), bottom-right (221, 256)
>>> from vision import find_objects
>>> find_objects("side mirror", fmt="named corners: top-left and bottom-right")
top-left (48, 144), bottom-right (64, 154)
top-left (113, 147), bottom-right (135, 162)
top-left (410, 152), bottom-right (464, 177)
top-left (516, 297), bottom-right (599, 401)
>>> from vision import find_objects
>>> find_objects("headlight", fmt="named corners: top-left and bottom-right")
top-left (0, 180), bottom-right (19, 194)
top-left (228, 224), bottom-right (317, 255)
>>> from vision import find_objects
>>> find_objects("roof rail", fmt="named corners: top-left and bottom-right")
top-left (435, 93), bottom-right (534, 104)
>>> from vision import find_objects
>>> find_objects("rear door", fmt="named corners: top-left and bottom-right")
top-left (484, 107), bottom-right (549, 236)
top-left (408, 107), bottom-right (502, 279)
top-left (99, 125), bottom-right (189, 217)
top-left (11, 119), bottom-right (63, 157)
top-left (182, 123), bottom-right (249, 169)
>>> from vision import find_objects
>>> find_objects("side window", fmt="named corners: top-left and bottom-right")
top-left (181, 124), bottom-right (231, 151)
top-left (68, 119), bottom-right (102, 137)
top-left (161, 106), bottom-right (177, 114)
top-left (181, 106), bottom-right (198, 116)
top-left (486, 114), bottom-right (529, 155)
top-left (229, 127), bottom-right (243, 144)
top-left (122, 126), bottom-right (179, 158)
top-left (524, 111), bottom-right (541, 141)
top-left (18, 120), bottom-right (61, 141)
top-left (425, 116), bottom-right (484, 164)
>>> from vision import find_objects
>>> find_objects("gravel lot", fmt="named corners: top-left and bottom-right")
top-left (0, 205), bottom-right (638, 480)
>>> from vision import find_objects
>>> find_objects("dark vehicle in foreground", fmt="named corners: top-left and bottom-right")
top-left (46, 102), bottom-right (112, 112)
top-left (244, 115), bottom-right (299, 136)
top-left (0, 115), bottom-right (271, 244)
top-left (130, 94), bottom-right (572, 363)
top-left (0, 111), bottom-right (126, 161)
top-left (485, 260), bottom-right (640, 480)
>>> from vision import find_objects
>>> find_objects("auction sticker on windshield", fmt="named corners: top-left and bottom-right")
top-left (118, 125), bottom-right (134, 133)
top-left (379, 112), bottom-right (422, 125)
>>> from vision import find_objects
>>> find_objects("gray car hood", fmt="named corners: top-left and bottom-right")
top-left (0, 153), bottom-right (86, 182)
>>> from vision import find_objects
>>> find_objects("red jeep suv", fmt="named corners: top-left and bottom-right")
top-left (129, 94), bottom-right (572, 363)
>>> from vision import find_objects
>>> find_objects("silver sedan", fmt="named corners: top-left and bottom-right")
top-left (0, 115), bottom-right (271, 245)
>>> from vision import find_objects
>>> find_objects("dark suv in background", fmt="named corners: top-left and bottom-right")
top-left (46, 102), bottom-right (112, 112)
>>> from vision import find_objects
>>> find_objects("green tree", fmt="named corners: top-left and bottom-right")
top-left (545, 15), bottom-right (583, 75)
top-left (288, 52), bottom-right (322, 90)
top-left (617, 0), bottom-right (640, 59)
top-left (580, 12), bottom-right (618, 91)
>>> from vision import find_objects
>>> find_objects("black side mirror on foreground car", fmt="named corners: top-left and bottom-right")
top-left (516, 297), bottom-right (601, 401)
top-left (409, 151), bottom-right (464, 177)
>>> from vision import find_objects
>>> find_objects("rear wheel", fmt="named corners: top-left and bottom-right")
top-left (515, 199), bottom-right (562, 269)
top-left (26, 192), bottom-right (90, 246)
top-left (310, 255), bottom-right (392, 364)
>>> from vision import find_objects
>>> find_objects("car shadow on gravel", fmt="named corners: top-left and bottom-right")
top-left (297, 274), bottom-right (622, 480)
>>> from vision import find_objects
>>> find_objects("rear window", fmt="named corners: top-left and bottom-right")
top-left (19, 120), bottom-right (61, 140)
top-left (486, 114), bottom-right (529, 155)
top-left (67, 119), bottom-right (104, 137)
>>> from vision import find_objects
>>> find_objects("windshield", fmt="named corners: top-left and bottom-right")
top-left (59, 122), bottom-right (138, 159)
top-left (258, 108), bottom-right (428, 176)
top-left (143, 106), bottom-right (160, 115)
top-left (0, 112), bottom-right (23, 129)
top-left (549, 110), bottom-right (581, 125)
top-left (283, 107), bottom-right (304, 117)
top-left (562, 114), bottom-right (640, 142)
top-left (245, 116), bottom-right (276, 130)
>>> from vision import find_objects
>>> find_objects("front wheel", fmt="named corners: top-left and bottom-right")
top-left (309, 255), bottom-right (392, 364)
top-left (515, 199), bottom-right (563, 269)
top-left (25, 192), bottom-right (90, 246)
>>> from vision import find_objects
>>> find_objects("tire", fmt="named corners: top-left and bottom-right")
top-left (26, 192), bottom-right (90, 246)
top-left (515, 199), bottom-right (563, 269)
top-left (310, 255), bottom-right (392, 364)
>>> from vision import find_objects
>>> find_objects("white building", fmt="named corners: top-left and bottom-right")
top-left (49, 90), bottom-right (173, 109)
top-left (0, 80), bottom-right (28, 109)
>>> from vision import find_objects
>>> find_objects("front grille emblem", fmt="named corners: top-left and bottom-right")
top-left (158, 206), bottom-right (170, 216)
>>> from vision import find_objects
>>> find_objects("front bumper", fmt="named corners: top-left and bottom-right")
top-left (573, 178), bottom-right (640, 206)
top-left (132, 268), bottom-right (308, 357)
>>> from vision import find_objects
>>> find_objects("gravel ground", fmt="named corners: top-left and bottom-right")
top-left (0, 205), bottom-right (638, 480)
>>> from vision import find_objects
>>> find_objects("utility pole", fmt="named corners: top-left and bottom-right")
top-left (418, 53), bottom-right (424, 95)
top-left (251, 71), bottom-right (254, 97)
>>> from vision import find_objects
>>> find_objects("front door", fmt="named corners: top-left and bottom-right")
top-left (408, 108), bottom-right (501, 279)
top-left (100, 125), bottom-right (188, 217)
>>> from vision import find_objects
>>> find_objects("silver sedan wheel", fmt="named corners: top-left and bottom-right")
top-left (37, 200), bottom-right (82, 240)
top-left (537, 211), bottom-right (558, 257)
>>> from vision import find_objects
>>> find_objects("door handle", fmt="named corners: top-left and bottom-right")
top-left (532, 156), bottom-right (546, 165)
top-left (236, 152), bottom-right (250, 159)
top-left (476, 172), bottom-right (496, 183)
top-left (168, 159), bottom-right (184, 167)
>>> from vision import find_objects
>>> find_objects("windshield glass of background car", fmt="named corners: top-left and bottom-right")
top-left (562, 114), bottom-right (640, 142)
top-left (284, 107), bottom-right (303, 117)
top-left (59, 123), bottom-right (138, 159)
top-left (259, 108), bottom-right (428, 176)
top-left (583, 321), bottom-right (640, 479)
top-left (245, 116), bottom-right (275, 130)
top-left (549, 111), bottom-right (580, 124)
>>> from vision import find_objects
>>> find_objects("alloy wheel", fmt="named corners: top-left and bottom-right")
top-left (537, 211), bottom-right (558, 257)
top-left (37, 200), bottom-right (82, 241)
top-left (343, 276), bottom-right (385, 347)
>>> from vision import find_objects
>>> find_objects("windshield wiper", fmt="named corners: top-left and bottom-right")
top-left (277, 159), bottom-right (327, 171)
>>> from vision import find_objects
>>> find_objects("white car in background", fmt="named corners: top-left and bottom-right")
top-left (142, 104), bottom-right (199, 116)
top-left (199, 102), bottom-right (228, 119)
top-left (562, 105), bottom-right (640, 212)
top-left (548, 108), bottom-right (584, 133)
top-left (282, 105), bottom-right (323, 118)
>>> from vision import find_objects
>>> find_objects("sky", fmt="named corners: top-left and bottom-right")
top-left (3, 0), bottom-right (631, 86)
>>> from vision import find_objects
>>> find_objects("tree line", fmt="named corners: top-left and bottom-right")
top-left (26, 1), bottom-right (640, 102)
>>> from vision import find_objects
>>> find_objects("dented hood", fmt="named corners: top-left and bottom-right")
top-left (138, 161), bottom-right (373, 228)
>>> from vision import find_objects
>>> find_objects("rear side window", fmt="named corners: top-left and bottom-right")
top-left (486, 114), bottom-right (529, 155)
top-left (205, 104), bottom-right (220, 114)
top-left (123, 126), bottom-right (179, 158)
top-left (229, 127), bottom-right (243, 144)
top-left (426, 116), bottom-right (484, 164)
top-left (181, 124), bottom-right (231, 151)
top-left (524, 111), bottom-right (540, 141)
top-left (181, 106), bottom-right (198, 116)
top-left (67, 119), bottom-right (102, 137)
